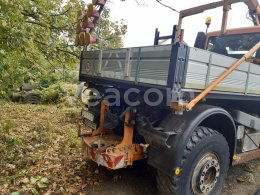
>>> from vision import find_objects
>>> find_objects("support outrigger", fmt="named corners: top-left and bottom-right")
top-left (80, 101), bottom-right (143, 169)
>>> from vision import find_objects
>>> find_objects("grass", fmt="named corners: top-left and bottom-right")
top-left (0, 103), bottom-right (85, 194)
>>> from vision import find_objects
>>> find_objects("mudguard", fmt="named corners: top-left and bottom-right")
top-left (147, 104), bottom-right (236, 175)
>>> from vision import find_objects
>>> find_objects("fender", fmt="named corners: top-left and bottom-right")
top-left (147, 104), bottom-right (236, 176)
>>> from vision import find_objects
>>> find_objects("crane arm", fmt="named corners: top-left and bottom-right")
top-left (177, 0), bottom-right (260, 41)
top-left (244, 0), bottom-right (260, 26)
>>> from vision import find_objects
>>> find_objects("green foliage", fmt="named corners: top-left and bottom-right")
top-left (0, 121), bottom-right (21, 152)
top-left (0, 0), bottom-right (81, 98)
top-left (0, 0), bottom-right (127, 99)
top-left (39, 72), bottom-right (62, 88)
top-left (39, 84), bottom-right (66, 103)
top-left (21, 176), bottom-right (48, 195)
top-left (38, 82), bottom-right (78, 104)
top-left (2, 120), bottom-right (16, 134)
top-left (91, 7), bottom-right (127, 50)
top-left (37, 70), bottom-right (78, 89)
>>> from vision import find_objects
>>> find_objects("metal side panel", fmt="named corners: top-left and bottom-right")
top-left (231, 110), bottom-right (260, 131)
top-left (209, 54), bottom-right (249, 93)
top-left (81, 51), bottom-right (98, 76)
top-left (242, 132), bottom-right (260, 152)
top-left (185, 60), bottom-right (208, 90)
top-left (133, 45), bottom-right (172, 85)
top-left (80, 45), bottom-right (172, 86)
top-left (137, 59), bottom-right (170, 85)
top-left (184, 47), bottom-right (259, 95)
top-left (247, 64), bottom-right (260, 94)
top-left (100, 48), bottom-right (128, 80)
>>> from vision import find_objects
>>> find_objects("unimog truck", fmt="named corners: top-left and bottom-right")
top-left (76, 0), bottom-right (260, 194)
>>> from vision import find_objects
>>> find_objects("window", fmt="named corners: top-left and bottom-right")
top-left (207, 33), bottom-right (260, 59)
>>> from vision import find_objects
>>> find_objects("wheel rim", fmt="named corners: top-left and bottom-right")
top-left (191, 153), bottom-right (220, 194)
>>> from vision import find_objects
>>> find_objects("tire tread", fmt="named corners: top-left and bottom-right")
top-left (157, 127), bottom-right (229, 195)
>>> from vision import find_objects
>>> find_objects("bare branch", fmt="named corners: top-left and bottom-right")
top-left (25, 20), bottom-right (71, 31)
top-left (30, 38), bottom-right (80, 58)
top-left (50, 7), bottom-right (72, 17)
top-left (135, 0), bottom-right (147, 6)
top-left (25, 20), bottom-right (47, 28)
top-left (56, 48), bottom-right (80, 58)
top-left (120, 0), bottom-right (147, 6)
top-left (22, 7), bottom-right (72, 18)
top-left (21, 10), bottom-right (40, 21)
top-left (155, 0), bottom-right (179, 13)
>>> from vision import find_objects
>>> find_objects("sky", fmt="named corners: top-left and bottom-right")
top-left (85, 0), bottom-right (257, 47)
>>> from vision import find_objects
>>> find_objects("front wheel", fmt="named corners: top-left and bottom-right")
top-left (157, 126), bottom-right (230, 195)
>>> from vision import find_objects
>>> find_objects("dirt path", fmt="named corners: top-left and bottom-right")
top-left (83, 160), bottom-right (260, 195)
top-left (0, 103), bottom-right (259, 195)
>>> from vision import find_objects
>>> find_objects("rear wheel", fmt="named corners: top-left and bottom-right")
top-left (157, 126), bottom-right (230, 195)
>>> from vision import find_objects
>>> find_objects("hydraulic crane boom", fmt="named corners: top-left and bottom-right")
top-left (245, 0), bottom-right (260, 26)
top-left (75, 0), bottom-right (107, 47)
top-left (177, 0), bottom-right (260, 41)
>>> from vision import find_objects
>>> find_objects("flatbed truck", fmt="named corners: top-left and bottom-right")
top-left (76, 0), bottom-right (260, 194)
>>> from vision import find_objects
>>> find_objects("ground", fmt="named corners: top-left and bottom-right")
top-left (0, 103), bottom-right (259, 195)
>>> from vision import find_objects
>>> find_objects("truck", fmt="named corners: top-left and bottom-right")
top-left (76, 0), bottom-right (260, 194)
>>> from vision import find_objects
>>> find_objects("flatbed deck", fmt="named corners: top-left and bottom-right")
top-left (79, 43), bottom-right (260, 101)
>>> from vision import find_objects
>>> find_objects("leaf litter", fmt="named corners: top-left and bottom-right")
top-left (0, 103), bottom-right (89, 194)
top-left (0, 103), bottom-right (259, 195)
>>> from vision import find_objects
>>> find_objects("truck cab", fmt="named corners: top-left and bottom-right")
top-left (195, 26), bottom-right (260, 64)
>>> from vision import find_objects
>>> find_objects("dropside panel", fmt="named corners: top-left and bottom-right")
top-left (184, 48), bottom-right (260, 95)
top-left (80, 45), bottom-right (172, 86)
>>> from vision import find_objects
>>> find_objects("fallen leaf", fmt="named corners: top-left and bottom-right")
top-left (20, 177), bottom-right (30, 184)
top-left (68, 187), bottom-right (78, 193)
top-left (237, 177), bottom-right (245, 183)
top-left (10, 192), bottom-right (20, 195)
top-left (30, 177), bottom-right (37, 184)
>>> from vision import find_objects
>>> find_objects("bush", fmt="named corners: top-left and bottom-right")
top-left (39, 72), bottom-right (61, 88)
top-left (38, 71), bottom-right (78, 89)
top-left (38, 82), bottom-right (79, 105)
top-left (39, 84), bottom-right (65, 103)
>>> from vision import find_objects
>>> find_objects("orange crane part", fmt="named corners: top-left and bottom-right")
top-left (81, 101), bottom-right (143, 169)
top-left (176, 0), bottom-right (260, 42)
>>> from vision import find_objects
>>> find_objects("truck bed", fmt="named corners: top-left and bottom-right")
top-left (79, 43), bottom-right (260, 100)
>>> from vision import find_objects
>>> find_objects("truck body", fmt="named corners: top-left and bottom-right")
top-left (80, 27), bottom-right (260, 98)
top-left (77, 0), bottom-right (260, 194)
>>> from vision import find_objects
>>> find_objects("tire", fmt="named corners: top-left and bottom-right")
top-left (254, 189), bottom-right (260, 195)
top-left (23, 93), bottom-right (42, 104)
top-left (157, 126), bottom-right (230, 195)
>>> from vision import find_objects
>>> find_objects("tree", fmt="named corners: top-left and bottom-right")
top-left (0, 0), bottom-right (127, 98)
top-left (92, 7), bottom-right (127, 50)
